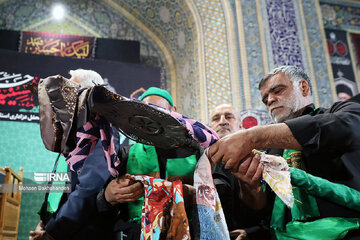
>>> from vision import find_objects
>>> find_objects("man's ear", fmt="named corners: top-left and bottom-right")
top-left (300, 80), bottom-right (310, 97)
top-left (171, 105), bottom-right (177, 112)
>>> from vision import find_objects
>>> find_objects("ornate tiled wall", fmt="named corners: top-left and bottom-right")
top-left (257, 0), bottom-right (336, 107)
top-left (265, 0), bottom-right (305, 68)
top-left (303, 0), bottom-right (335, 107)
top-left (320, 0), bottom-right (360, 31)
top-left (0, 0), bottom-right (167, 83)
top-left (108, 0), bottom-right (201, 119)
top-left (1, 0), bottom-right (358, 126)
top-left (192, 0), bottom-right (232, 116)
top-left (235, 0), bottom-right (335, 110)
top-left (1, 1), bottom-right (360, 239)
top-left (239, 0), bottom-right (266, 109)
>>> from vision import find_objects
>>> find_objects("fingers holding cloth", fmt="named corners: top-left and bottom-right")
top-left (105, 174), bottom-right (144, 205)
top-left (207, 130), bottom-right (254, 170)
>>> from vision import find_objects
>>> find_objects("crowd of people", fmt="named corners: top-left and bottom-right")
top-left (29, 65), bottom-right (360, 240)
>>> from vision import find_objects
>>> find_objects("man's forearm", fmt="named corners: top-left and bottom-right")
top-left (247, 123), bottom-right (302, 151)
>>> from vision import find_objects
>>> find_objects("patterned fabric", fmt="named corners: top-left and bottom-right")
top-left (134, 176), bottom-right (190, 240)
top-left (64, 114), bottom-right (120, 176)
top-left (132, 152), bottom-right (230, 240)
top-left (38, 75), bottom-right (80, 153)
top-left (170, 111), bottom-right (219, 149)
top-left (283, 149), bottom-right (305, 170)
top-left (255, 150), bottom-right (294, 208)
top-left (126, 143), bottom-right (197, 222)
top-left (146, 102), bottom-right (219, 148)
top-left (65, 95), bottom-right (218, 177)
top-left (192, 151), bottom-right (230, 240)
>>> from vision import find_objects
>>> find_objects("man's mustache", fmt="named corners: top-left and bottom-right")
top-left (216, 126), bottom-right (230, 132)
top-left (269, 104), bottom-right (281, 113)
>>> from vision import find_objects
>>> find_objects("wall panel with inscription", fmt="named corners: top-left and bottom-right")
top-left (0, 49), bottom-right (160, 122)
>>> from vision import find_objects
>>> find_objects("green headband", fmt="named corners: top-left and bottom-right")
top-left (139, 87), bottom-right (174, 106)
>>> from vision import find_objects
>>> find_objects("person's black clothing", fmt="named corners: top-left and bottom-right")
top-left (212, 162), bottom-right (271, 240)
top-left (285, 99), bottom-right (360, 218)
top-left (266, 96), bottom-right (360, 239)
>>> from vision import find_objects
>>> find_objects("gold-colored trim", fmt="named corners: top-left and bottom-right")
top-left (185, 0), bottom-right (207, 122)
top-left (204, 24), bottom-right (226, 33)
top-left (198, 5), bottom-right (224, 14)
top-left (208, 68), bottom-right (232, 82)
top-left (105, 0), bottom-right (177, 105)
top-left (208, 88), bottom-right (231, 100)
top-left (22, 18), bottom-right (53, 31)
top-left (346, 31), bottom-right (360, 94)
top-left (223, 0), bottom-right (242, 109)
top-left (256, 0), bottom-right (269, 75)
top-left (298, 0), bottom-right (320, 106)
top-left (315, 0), bottom-right (337, 103)
top-left (235, 0), bottom-right (251, 109)
top-left (206, 55), bottom-right (229, 66)
top-left (346, 29), bottom-right (360, 35)
top-left (204, 35), bottom-right (226, 44)
top-left (66, 15), bottom-right (102, 37)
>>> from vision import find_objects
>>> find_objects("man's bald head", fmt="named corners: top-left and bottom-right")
top-left (210, 104), bottom-right (242, 138)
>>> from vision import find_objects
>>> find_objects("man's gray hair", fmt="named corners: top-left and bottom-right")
top-left (259, 66), bottom-right (312, 94)
top-left (69, 69), bottom-right (104, 88)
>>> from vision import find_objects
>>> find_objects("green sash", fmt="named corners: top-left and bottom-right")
top-left (47, 155), bottom-right (68, 213)
top-left (271, 149), bottom-right (320, 230)
top-left (275, 218), bottom-right (360, 240)
top-left (290, 167), bottom-right (360, 210)
top-left (271, 150), bottom-right (360, 239)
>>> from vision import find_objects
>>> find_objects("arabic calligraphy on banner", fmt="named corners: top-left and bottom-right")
top-left (0, 71), bottom-right (39, 122)
top-left (20, 31), bottom-right (95, 59)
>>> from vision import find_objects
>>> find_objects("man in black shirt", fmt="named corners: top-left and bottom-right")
top-left (209, 66), bottom-right (360, 239)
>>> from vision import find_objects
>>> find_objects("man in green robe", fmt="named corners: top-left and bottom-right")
top-left (97, 87), bottom-right (200, 240)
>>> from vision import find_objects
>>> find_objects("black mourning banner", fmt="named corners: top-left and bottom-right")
top-left (0, 29), bottom-right (140, 63)
top-left (20, 31), bottom-right (96, 59)
top-left (325, 29), bottom-right (358, 100)
top-left (0, 49), bottom-right (160, 122)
